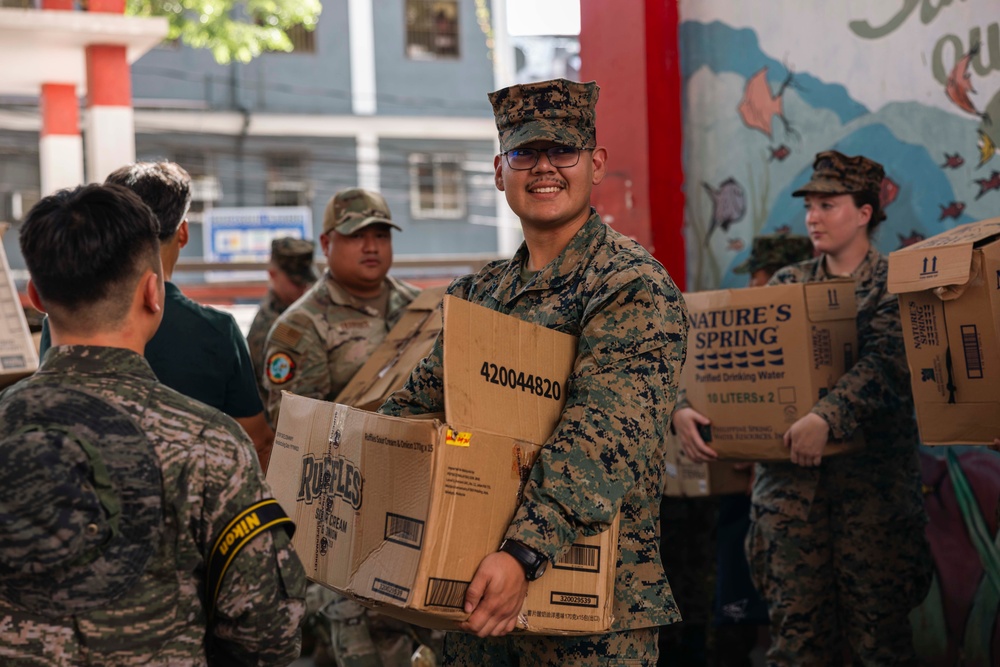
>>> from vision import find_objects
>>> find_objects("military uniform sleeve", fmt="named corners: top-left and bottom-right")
top-left (507, 272), bottom-right (689, 564)
top-left (809, 281), bottom-right (910, 441)
top-left (222, 316), bottom-right (266, 419)
top-left (201, 413), bottom-right (307, 665)
top-left (262, 312), bottom-right (329, 425)
top-left (246, 309), bottom-right (270, 379)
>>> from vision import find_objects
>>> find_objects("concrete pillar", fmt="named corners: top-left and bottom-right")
top-left (84, 0), bottom-right (134, 183)
top-left (84, 43), bottom-right (135, 183)
top-left (39, 83), bottom-right (84, 195)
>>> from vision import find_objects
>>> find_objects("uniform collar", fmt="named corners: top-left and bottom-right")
top-left (37, 345), bottom-right (157, 381)
top-left (490, 209), bottom-right (604, 305)
top-left (322, 269), bottom-right (400, 317)
top-left (814, 245), bottom-right (880, 284)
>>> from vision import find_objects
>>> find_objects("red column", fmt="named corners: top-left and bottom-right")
top-left (40, 0), bottom-right (74, 9)
top-left (39, 83), bottom-right (83, 194)
top-left (580, 0), bottom-right (686, 290)
top-left (41, 83), bottom-right (78, 137)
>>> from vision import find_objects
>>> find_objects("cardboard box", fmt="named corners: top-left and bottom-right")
top-left (887, 218), bottom-right (1000, 445)
top-left (268, 296), bottom-right (619, 634)
top-left (0, 232), bottom-right (38, 389)
top-left (680, 282), bottom-right (862, 460)
top-left (661, 433), bottom-right (751, 497)
top-left (334, 286), bottom-right (447, 411)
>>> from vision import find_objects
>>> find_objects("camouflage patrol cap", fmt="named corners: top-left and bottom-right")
top-left (0, 385), bottom-right (163, 618)
top-left (270, 236), bottom-right (317, 285)
top-left (733, 234), bottom-right (814, 274)
top-left (323, 188), bottom-right (402, 235)
top-left (792, 150), bottom-right (885, 198)
top-left (489, 78), bottom-right (600, 152)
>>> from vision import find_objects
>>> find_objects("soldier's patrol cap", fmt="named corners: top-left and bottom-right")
top-left (792, 150), bottom-right (885, 198)
top-left (270, 237), bottom-right (317, 285)
top-left (0, 385), bottom-right (163, 618)
top-left (323, 188), bottom-right (402, 236)
top-left (489, 78), bottom-right (600, 152)
top-left (733, 234), bottom-right (814, 274)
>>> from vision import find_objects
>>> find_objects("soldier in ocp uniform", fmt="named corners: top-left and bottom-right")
top-left (381, 78), bottom-right (689, 665)
top-left (247, 236), bottom-right (317, 412)
top-left (0, 183), bottom-right (306, 664)
top-left (261, 188), bottom-right (429, 667)
top-left (677, 151), bottom-right (932, 665)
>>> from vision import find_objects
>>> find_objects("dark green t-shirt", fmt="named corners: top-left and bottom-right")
top-left (40, 282), bottom-right (263, 418)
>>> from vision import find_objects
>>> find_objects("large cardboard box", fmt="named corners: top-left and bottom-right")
top-left (334, 286), bottom-right (447, 411)
top-left (0, 231), bottom-right (38, 389)
top-left (887, 218), bottom-right (1000, 445)
top-left (680, 281), bottom-right (862, 460)
top-left (661, 433), bottom-right (751, 497)
top-left (268, 296), bottom-right (619, 634)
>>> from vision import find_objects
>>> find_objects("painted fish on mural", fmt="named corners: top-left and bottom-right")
top-left (738, 67), bottom-right (797, 140)
top-left (974, 171), bottom-right (1000, 200)
top-left (946, 43), bottom-right (990, 123)
top-left (774, 225), bottom-right (792, 236)
top-left (703, 177), bottom-right (746, 244)
top-left (940, 153), bottom-right (965, 169)
top-left (727, 237), bottom-right (745, 252)
top-left (898, 230), bottom-right (926, 249)
top-left (939, 201), bottom-right (966, 220)
top-left (978, 129), bottom-right (998, 168)
top-left (769, 145), bottom-right (791, 162)
top-left (880, 176), bottom-right (900, 209)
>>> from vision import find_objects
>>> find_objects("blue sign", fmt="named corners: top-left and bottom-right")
top-left (203, 207), bottom-right (312, 262)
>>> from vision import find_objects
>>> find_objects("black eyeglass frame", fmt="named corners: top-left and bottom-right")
top-left (501, 146), bottom-right (587, 171)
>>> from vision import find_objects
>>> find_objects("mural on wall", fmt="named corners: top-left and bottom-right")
top-left (679, 0), bottom-right (1000, 289)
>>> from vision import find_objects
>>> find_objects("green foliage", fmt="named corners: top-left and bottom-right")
top-left (127, 0), bottom-right (322, 64)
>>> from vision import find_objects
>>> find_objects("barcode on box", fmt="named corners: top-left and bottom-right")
top-left (961, 325), bottom-right (983, 379)
top-left (371, 578), bottom-right (409, 603)
top-left (552, 544), bottom-right (600, 573)
top-left (425, 578), bottom-right (469, 608)
top-left (550, 591), bottom-right (599, 608)
top-left (384, 512), bottom-right (424, 550)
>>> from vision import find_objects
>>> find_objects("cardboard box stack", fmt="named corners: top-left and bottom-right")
top-left (334, 286), bottom-right (447, 411)
top-left (661, 433), bottom-right (751, 497)
top-left (679, 281), bottom-right (862, 460)
top-left (887, 218), bottom-right (1000, 445)
top-left (267, 296), bottom-right (619, 634)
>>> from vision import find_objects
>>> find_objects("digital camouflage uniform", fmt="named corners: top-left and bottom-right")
top-left (261, 271), bottom-right (419, 425)
top-left (247, 237), bottom-right (317, 404)
top-left (0, 346), bottom-right (307, 665)
top-left (381, 211), bottom-right (690, 665)
top-left (747, 152), bottom-right (932, 666)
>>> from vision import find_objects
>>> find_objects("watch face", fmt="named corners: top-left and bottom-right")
top-left (533, 560), bottom-right (547, 579)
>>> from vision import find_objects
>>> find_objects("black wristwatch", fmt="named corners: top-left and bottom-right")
top-left (499, 539), bottom-right (548, 581)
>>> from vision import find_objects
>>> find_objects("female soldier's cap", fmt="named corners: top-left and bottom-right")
top-left (0, 385), bottom-right (163, 618)
top-left (793, 150), bottom-right (885, 198)
top-left (489, 78), bottom-right (600, 152)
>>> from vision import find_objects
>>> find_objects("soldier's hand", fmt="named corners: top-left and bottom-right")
top-left (675, 407), bottom-right (718, 462)
top-left (785, 413), bottom-right (829, 467)
top-left (459, 551), bottom-right (528, 638)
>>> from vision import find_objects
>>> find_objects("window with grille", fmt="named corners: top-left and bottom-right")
top-left (173, 152), bottom-right (217, 222)
top-left (405, 0), bottom-right (459, 60)
top-left (267, 155), bottom-right (311, 207)
top-left (409, 153), bottom-right (465, 219)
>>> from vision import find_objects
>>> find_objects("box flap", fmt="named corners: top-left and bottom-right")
top-left (0, 238), bottom-right (39, 386)
top-left (406, 285), bottom-right (448, 312)
top-left (442, 295), bottom-right (577, 445)
top-left (887, 218), bottom-right (1000, 294)
top-left (804, 280), bottom-right (857, 322)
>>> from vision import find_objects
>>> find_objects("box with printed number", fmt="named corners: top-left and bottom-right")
top-left (266, 296), bottom-right (619, 634)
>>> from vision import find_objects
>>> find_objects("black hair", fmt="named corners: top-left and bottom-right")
top-left (850, 190), bottom-right (884, 235)
top-left (19, 184), bottom-right (161, 324)
top-left (105, 161), bottom-right (192, 240)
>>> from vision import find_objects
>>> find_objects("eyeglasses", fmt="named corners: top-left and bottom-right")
top-left (502, 146), bottom-right (583, 170)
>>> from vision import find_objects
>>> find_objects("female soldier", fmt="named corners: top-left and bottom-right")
top-left (676, 151), bottom-right (931, 666)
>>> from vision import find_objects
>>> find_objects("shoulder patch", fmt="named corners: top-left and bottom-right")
top-left (271, 322), bottom-right (304, 349)
top-left (266, 352), bottom-right (296, 385)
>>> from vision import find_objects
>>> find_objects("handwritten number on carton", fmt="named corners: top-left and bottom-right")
top-left (479, 361), bottom-right (562, 401)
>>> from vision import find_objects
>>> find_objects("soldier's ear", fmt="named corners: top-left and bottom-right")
top-left (26, 280), bottom-right (46, 314)
top-left (494, 154), bottom-right (505, 192)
